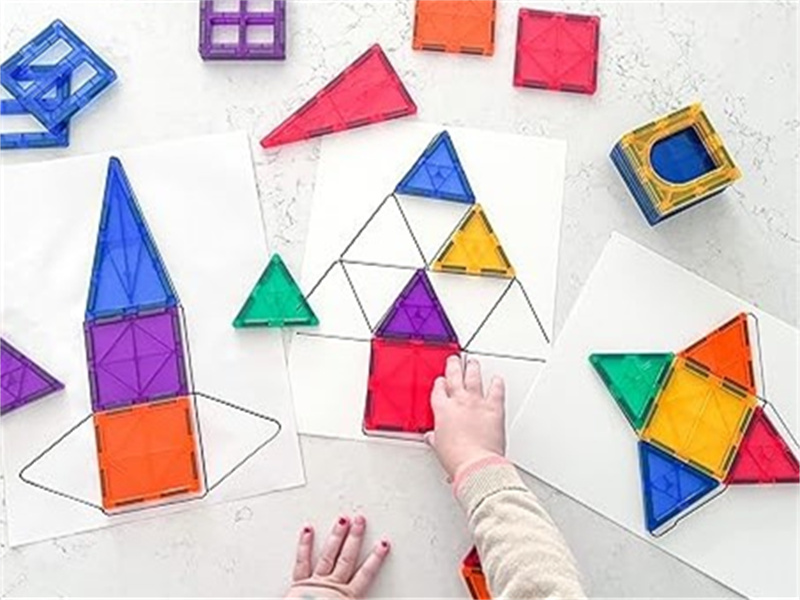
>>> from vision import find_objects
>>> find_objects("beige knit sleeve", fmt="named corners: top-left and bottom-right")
top-left (455, 458), bottom-right (586, 599)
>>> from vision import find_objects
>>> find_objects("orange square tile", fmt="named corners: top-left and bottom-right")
top-left (94, 396), bottom-right (202, 510)
top-left (413, 0), bottom-right (496, 56)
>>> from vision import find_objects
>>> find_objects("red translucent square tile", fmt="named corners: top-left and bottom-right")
top-left (514, 9), bottom-right (600, 94)
top-left (364, 338), bottom-right (459, 436)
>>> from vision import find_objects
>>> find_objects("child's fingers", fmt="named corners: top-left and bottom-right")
top-left (445, 355), bottom-right (464, 392)
top-left (292, 525), bottom-right (314, 581)
top-left (331, 515), bottom-right (367, 582)
top-left (349, 539), bottom-right (391, 597)
top-left (313, 516), bottom-right (351, 576)
top-left (430, 376), bottom-right (447, 406)
top-left (464, 359), bottom-right (483, 395)
top-left (487, 376), bottom-right (505, 406)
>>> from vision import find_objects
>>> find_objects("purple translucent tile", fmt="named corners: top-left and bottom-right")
top-left (199, 0), bottom-right (286, 60)
top-left (85, 307), bottom-right (190, 412)
top-left (1, 338), bottom-right (64, 414)
top-left (375, 269), bottom-right (459, 344)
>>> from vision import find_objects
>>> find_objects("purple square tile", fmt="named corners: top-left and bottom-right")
top-left (199, 0), bottom-right (286, 60)
top-left (85, 307), bottom-right (190, 411)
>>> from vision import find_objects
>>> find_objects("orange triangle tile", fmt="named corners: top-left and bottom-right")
top-left (679, 313), bottom-right (756, 394)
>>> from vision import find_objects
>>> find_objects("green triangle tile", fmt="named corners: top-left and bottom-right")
top-left (233, 254), bottom-right (319, 328)
top-left (589, 353), bottom-right (674, 430)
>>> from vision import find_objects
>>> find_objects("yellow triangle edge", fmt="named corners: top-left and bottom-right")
top-left (432, 204), bottom-right (515, 278)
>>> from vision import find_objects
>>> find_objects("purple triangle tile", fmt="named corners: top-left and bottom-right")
top-left (375, 270), bottom-right (459, 344)
top-left (0, 338), bottom-right (64, 414)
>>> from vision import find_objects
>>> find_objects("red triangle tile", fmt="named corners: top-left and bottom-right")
top-left (260, 44), bottom-right (416, 148)
top-left (727, 407), bottom-right (800, 484)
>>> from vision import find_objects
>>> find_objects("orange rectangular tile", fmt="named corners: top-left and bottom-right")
top-left (413, 0), bottom-right (496, 56)
top-left (461, 547), bottom-right (491, 599)
top-left (94, 396), bottom-right (203, 510)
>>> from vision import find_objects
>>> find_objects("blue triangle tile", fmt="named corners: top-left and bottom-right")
top-left (86, 157), bottom-right (178, 320)
top-left (638, 441), bottom-right (720, 534)
top-left (395, 131), bottom-right (476, 204)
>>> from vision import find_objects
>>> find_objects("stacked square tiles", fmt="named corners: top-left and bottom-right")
top-left (611, 103), bottom-right (741, 225)
top-left (0, 20), bottom-right (116, 150)
top-left (85, 157), bottom-right (202, 511)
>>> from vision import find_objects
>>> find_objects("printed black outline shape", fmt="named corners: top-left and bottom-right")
top-left (414, 197), bottom-right (472, 269)
top-left (394, 192), bottom-right (472, 264)
top-left (296, 332), bottom-right (373, 344)
top-left (18, 391), bottom-right (282, 516)
top-left (747, 312), bottom-right (767, 401)
top-left (462, 277), bottom-right (550, 358)
top-left (464, 351), bottom-right (547, 364)
top-left (339, 194), bottom-right (427, 269)
top-left (391, 193), bottom-right (429, 263)
top-left (302, 195), bottom-right (552, 359)
top-left (340, 261), bottom-right (374, 332)
top-left (341, 259), bottom-right (420, 272)
top-left (304, 260), bottom-right (374, 337)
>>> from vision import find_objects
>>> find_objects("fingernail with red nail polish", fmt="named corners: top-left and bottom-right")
top-left (302, 526), bottom-right (312, 534)
top-left (380, 539), bottom-right (390, 549)
top-left (338, 516), bottom-right (348, 526)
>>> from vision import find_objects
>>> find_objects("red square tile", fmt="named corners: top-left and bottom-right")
top-left (364, 338), bottom-right (459, 436)
top-left (514, 9), bottom-right (600, 94)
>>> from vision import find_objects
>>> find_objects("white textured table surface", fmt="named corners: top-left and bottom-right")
top-left (1, 1), bottom-right (796, 597)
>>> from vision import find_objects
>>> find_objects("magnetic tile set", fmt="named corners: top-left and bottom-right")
top-left (364, 134), bottom-right (516, 437)
top-left (591, 313), bottom-right (798, 535)
top-left (0, 2), bottom-right (793, 599)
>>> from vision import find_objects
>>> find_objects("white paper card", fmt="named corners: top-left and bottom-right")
top-left (289, 122), bottom-right (566, 441)
top-left (1, 132), bottom-right (305, 547)
top-left (508, 233), bottom-right (799, 598)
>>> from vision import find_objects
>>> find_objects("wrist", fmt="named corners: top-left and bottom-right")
top-left (287, 581), bottom-right (350, 599)
top-left (451, 452), bottom-right (507, 493)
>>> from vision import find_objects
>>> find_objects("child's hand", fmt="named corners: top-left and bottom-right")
top-left (285, 515), bottom-right (390, 599)
top-left (425, 356), bottom-right (506, 479)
